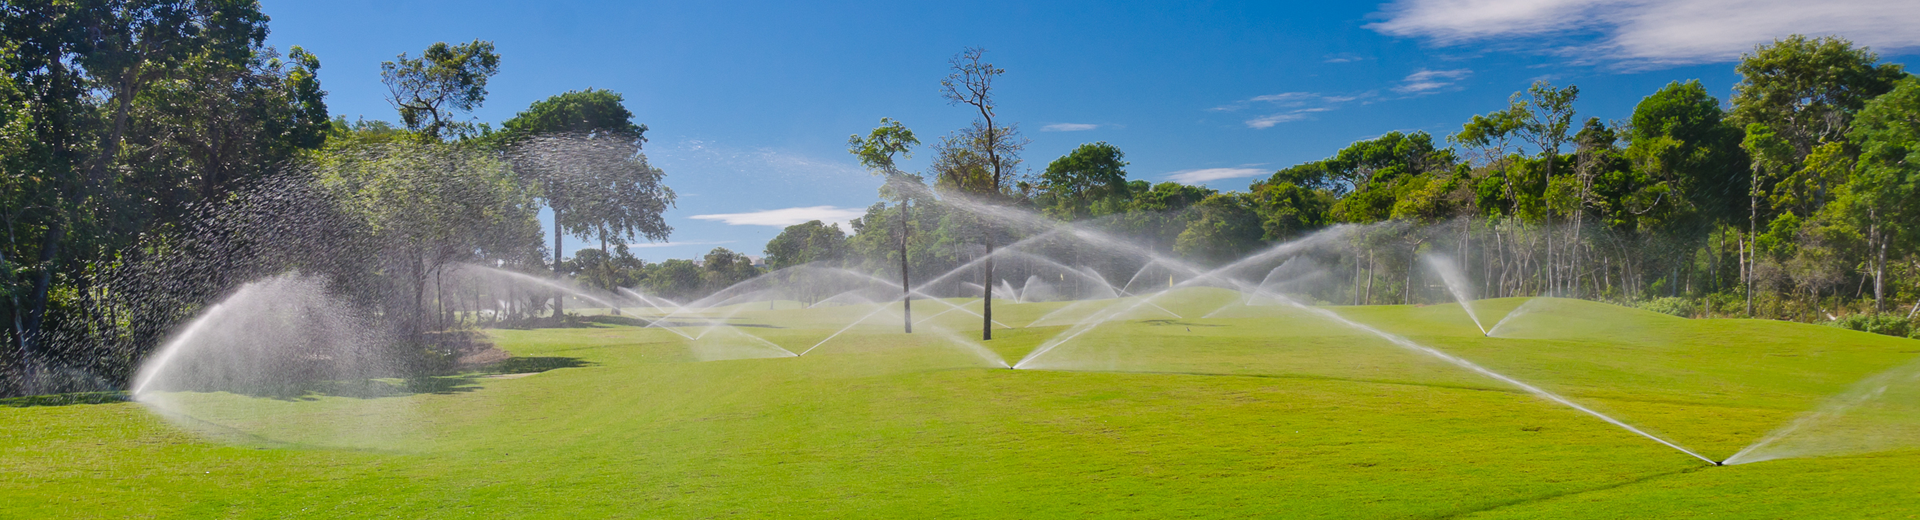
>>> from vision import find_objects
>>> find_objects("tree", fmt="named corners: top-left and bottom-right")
top-left (505, 90), bottom-right (672, 319)
top-left (1175, 193), bottom-right (1263, 264)
top-left (1742, 123), bottom-right (1794, 316)
top-left (1625, 80), bottom-right (1747, 226)
top-left (701, 247), bottom-right (759, 294)
top-left (1248, 176), bottom-right (1333, 243)
top-left (1844, 77), bottom-right (1920, 313)
top-left (1731, 35), bottom-right (1907, 170)
top-left (312, 139), bottom-right (538, 336)
top-left (1511, 82), bottom-right (1579, 295)
top-left (642, 259), bottom-right (702, 301)
top-left (499, 88), bottom-right (645, 141)
top-left (127, 46), bottom-right (330, 206)
top-left (1038, 142), bottom-right (1129, 220)
top-left (940, 47), bottom-right (1022, 340)
top-left (847, 117), bottom-right (920, 332)
top-left (764, 220), bottom-right (849, 270)
top-left (380, 40), bottom-right (501, 140)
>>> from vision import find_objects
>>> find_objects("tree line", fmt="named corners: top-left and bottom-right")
top-left (1, 2), bottom-right (676, 394)
top-left (718, 37), bottom-right (1920, 339)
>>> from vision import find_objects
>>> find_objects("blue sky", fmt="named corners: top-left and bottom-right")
top-left (259, 0), bottom-right (1919, 262)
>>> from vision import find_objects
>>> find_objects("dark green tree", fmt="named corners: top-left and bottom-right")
top-left (1038, 142), bottom-right (1129, 220)
top-left (504, 90), bottom-right (672, 319)
top-left (1844, 77), bottom-right (1920, 313)
top-left (380, 39), bottom-right (500, 140)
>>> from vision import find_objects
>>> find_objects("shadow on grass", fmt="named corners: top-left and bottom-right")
top-left (479, 356), bottom-right (594, 375)
top-left (583, 314), bottom-right (782, 329)
top-left (0, 391), bottom-right (130, 408)
top-left (2, 356), bottom-right (600, 406)
top-left (271, 355), bottom-right (596, 400)
top-left (1142, 319), bottom-right (1225, 327)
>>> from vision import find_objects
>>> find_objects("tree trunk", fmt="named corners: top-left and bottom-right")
top-left (20, 217), bottom-right (62, 366)
top-left (553, 209), bottom-right (564, 320)
top-left (1747, 171), bottom-right (1758, 318)
top-left (982, 242), bottom-right (993, 341)
top-left (901, 200), bottom-right (912, 333)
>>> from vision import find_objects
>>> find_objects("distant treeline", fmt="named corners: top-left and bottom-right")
top-left (601, 35), bottom-right (1920, 338)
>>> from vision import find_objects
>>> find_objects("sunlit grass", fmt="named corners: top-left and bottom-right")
top-left (4, 293), bottom-right (1918, 518)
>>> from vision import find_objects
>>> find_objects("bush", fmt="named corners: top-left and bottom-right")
top-left (1830, 314), bottom-right (1914, 338)
top-left (1637, 297), bottom-right (1695, 318)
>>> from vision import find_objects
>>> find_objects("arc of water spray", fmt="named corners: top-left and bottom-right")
top-left (1722, 355), bottom-right (1920, 465)
top-left (1485, 298), bottom-right (1547, 338)
top-left (1266, 293), bottom-right (1717, 465)
top-left (796, 304), bottom-right (898, 356)
top-left (997, 223), bottom-right (1716, 465)
top-left (1423, 255), bottom-right (1487, 335)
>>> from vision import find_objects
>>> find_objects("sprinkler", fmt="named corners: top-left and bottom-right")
top-left (1714, 460), bottom-right (1724, 466)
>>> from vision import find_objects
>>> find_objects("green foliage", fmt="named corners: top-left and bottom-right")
top-left (1174, 193), bottom-right (1263, 264)
top-left (764, 220), bottom-right (849, 270)
top-left (498, 88), bottom-right (644, 142)
top-left (1731, 35), bottom-right (1907, 162)
top-left (1829, 313), bottom-right (1913, 338)
top-left (700, 247), bottom-right (760, 292)
top-left (639, 258), bottom-right (702, 300)
top-left (1037, 142), bottom-right (1129, 220)
top-left (1625, 80), bottom-right (1747, 224)
top-left (568, 245), bottom-right (647, 292)
top-left (1637, 296), bottom-right (1696, 317)
top-left (380, 40), bottom-right (501, 140)
top-left (1248, 179), bottom-right (1333, 242)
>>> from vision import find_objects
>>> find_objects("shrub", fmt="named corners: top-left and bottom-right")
top-left (1830, 314), bottom-right (1914, 338)
top-left (1637, 297), bottom-right (1695, 318)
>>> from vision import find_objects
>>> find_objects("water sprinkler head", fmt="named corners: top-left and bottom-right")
top-left (1714, 460), bottom-right (1724, 466)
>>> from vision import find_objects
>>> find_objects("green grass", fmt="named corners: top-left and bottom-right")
top-left (5, 290), bottom-right (1919, 518)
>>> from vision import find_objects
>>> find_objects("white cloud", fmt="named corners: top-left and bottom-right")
top-left (657, 139), bottom-right (866, 181)
top-left (1219, 92), bottom-right (1371, 128)
top-left (1393, 68), bottom-right (1473, 94)
top-left (1041, 123), bottom-right (1100, 132)
top-left (1368, 0), bottom-right (1920, 66)
top-left (1324, 52), bottom-right (1371, 63)
top-left (1167, 167), bottom-right (1268, 184)
top-left (628, 240), bottom-right (734, 249)
top-left (690, 206), bottom-right (865, 228)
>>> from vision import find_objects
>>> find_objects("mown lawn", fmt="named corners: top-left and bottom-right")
top-left (4, 291), bottom-right (1917, 518)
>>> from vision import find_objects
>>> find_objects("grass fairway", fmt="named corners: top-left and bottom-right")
top-left (5, 291), bottom-right (1920, 518)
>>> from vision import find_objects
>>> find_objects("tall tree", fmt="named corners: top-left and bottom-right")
top-left (1741, 123), bottom-right (1793, 316)
top-left (380, 39), bottom-right (500, 140)
top-left (1844, 77), bottom-right (1920, 313)
top-left (940, 47), bottom-right (1021, 340)
top-left (1731, 35), bottom-right (1907, 170)
top-left (504, 89), bottom-right (672, 319)
top-left (1511, 81), bottom-right (1579, 295)
top-left (1625, 80), bottom-right (1747, 227)
top-left (847, 117), bottom-right (920, 332)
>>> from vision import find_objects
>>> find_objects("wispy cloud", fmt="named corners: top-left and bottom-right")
top-left (1393, 68), bottom-right (1473, 94)
top-left (628, 240), bottom-right (735, 249)
top-left (1041, 123), bottom-right (1100, 132)
top-left (656, 139), bottom-right (866, 182)
top-left (1324, 52), bottom-right (1371, 63)
top-left (1368, 0), bottom-right (1920, 66)
top-left (1167, 167), bottom-right (1268, 184)
top-left (690, 206), bottom-right (865, 228)
top-left (1215, 92), bottom-right (1369, 129)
